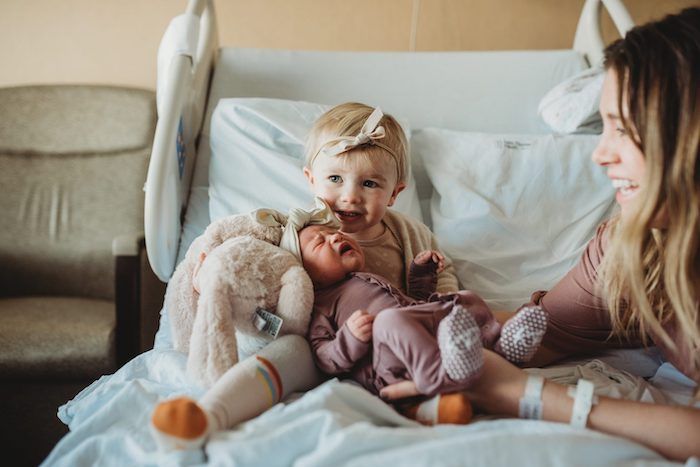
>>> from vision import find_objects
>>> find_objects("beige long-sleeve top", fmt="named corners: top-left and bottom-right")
top-left (360, 209), bottom-right (459, 294)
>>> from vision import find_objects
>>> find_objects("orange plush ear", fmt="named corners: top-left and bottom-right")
top-left (152, 397), bottom-right (208, 441)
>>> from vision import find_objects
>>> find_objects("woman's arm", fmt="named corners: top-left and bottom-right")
top-left (525, 344), bottom-right (568, 367)
top-left (468, 351), bottom-right (700, 462)
top-left (380, 350), bottom-right (700, 461)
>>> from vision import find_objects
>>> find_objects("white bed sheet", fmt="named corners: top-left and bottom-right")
top-left (44, 338), bottom-right (696, 467)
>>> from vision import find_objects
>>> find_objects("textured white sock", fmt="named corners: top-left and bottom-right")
top-left (415, 395), bottom-right (440, 424)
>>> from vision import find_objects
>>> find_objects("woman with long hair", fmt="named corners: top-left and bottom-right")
top-left (382, 7), bottom-right (700, 461)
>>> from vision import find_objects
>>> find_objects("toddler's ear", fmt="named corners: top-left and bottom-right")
top-left (387, 182), bottom-right (406, 206)
top-left (303, 167), bottom-right (314, 185)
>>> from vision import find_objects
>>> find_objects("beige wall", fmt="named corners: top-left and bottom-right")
top-left (1, 0), bottom-right (697, 90)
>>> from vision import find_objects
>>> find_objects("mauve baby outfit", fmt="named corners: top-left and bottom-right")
top-left (307, 261), bottom-right (498, 397)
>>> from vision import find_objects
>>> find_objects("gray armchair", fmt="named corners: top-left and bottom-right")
top-left (0, 85), bottom-right (166, 466)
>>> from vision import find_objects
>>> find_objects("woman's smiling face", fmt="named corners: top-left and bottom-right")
top-left (592, 69), bottom-right (647, 221)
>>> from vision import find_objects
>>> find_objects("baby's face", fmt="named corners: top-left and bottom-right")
top-left (299, 225), bottom-right (365, 288)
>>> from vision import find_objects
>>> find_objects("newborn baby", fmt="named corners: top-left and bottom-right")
top-left (302, 224), bottom-right (548, 409)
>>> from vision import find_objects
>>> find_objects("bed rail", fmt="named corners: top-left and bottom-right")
top-left (145, 0), bottom-right (218, 281)
top-left (574, 0), bottom-right (634, 65)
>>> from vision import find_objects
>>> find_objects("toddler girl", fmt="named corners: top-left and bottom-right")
top-left (150, 105), bottom-right (467, 449)
top-left (303, 103), bottom-right (459, 294)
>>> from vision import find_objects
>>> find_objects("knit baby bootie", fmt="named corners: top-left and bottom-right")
top-left (494, 305), bottom-right (548, 363)
top-left (437, 305), bottom-right (484, 383)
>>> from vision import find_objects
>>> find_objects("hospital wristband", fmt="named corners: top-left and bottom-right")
top-left (518, 374), bottom-right (544, 420)
top-left (567, 379), bottom-right (598, 428)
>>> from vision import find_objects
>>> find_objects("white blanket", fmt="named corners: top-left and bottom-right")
top-left (42, 345), bottom-right (696, 467)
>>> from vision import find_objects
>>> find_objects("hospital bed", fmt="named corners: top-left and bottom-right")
top-left (43, 0), bottom-right (699, 465)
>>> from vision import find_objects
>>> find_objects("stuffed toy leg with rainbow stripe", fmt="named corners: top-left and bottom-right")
top-left (151, 334), bottom-right (320, 450)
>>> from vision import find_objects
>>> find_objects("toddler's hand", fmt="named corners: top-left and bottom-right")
top-left (346, 309), bottom-right (374, 343)
top-left (414, 250), bottom-right (445, 273)
top-left (192, 251), bottom-right (207, 294)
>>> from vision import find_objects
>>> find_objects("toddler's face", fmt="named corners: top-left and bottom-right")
top-left (304, 150), bottom-right (405, 241)
top-left (299, 225), bottom-right (365, 288)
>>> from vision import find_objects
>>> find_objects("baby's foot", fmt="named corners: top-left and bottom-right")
top-left (400, 392), bottom-right (473, 425)
top-left (151, 397), bottom-right (211, 451)
top-left (437, 305), bottom-right (484, 383)
top-left (451, 290), bottom-right (501, 347)
top-left (494, 305), bottom-right (548, 363)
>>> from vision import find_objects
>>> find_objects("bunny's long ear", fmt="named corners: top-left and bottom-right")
top-left (186, 255), bottom-right (240, 388)
top-left (275, 265), bottom-right (315, 336)
top-left (165, 235), bottom-right (209, 354)
top-left (252, 208), bottom-right (288, 228)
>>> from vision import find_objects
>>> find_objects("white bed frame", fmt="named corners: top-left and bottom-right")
top-left (145, 0), bottom-right (634, 283)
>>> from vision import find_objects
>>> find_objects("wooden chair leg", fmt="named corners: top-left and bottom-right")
top-left (115, 254), bottom-right (141, 366)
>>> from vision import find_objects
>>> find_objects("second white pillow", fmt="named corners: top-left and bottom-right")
top-left (414, 128), bottom-right (615, 310)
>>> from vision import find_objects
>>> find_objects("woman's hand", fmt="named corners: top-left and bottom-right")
top-left (346, 310), bottom-right (374, 343)
top-left (380, 350), bottom-right (528, 415)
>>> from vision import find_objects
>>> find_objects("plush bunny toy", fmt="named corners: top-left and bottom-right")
top-left (165, 201), bottom-right (334, 388)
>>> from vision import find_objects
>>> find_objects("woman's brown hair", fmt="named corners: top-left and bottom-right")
top-left (599, 8), bottom-right (700, 369)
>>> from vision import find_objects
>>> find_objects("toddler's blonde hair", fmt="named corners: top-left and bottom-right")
top-left (304, 102), bottom-right (409, 185)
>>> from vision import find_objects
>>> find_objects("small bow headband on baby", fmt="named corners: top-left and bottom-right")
top-left (309, 107), bottom-right (401, 171)
top-left (253, 197), bottom-right (340, 263)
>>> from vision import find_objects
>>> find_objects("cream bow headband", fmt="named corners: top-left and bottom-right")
top-left (253, 197), bottom-right (340, 263)
top-left (309, 107), bottom-right (400, 171)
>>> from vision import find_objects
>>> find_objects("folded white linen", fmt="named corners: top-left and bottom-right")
top-left (45, 348), bottom-right (688, 467)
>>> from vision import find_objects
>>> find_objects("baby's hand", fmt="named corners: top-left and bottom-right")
top-left (346, 309), bottom-right (374, 343)
top-left (192, 251), bottom-right (207, 294)
top-left (414, 250), bottom-right (445, 273)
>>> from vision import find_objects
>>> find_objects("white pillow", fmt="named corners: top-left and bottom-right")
top-left (538, 66), bottom-right (605, 134)
top-left (413, 128), bottom-right (616, 310)
top-left (209, 97), bottom-right (423, 222)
